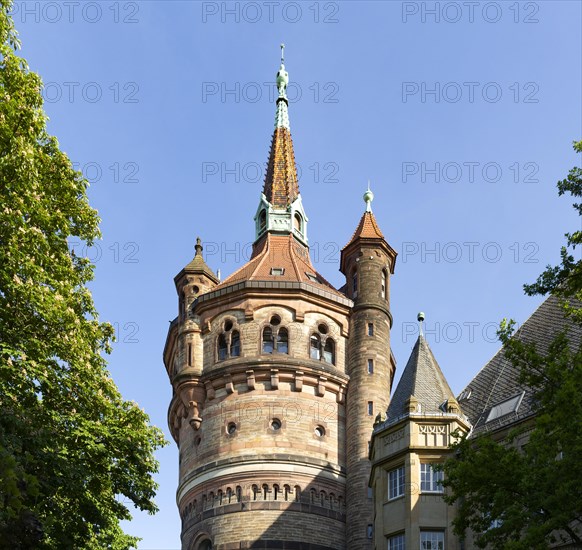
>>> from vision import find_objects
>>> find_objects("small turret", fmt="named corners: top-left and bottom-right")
top-left (343, 187), bottom-right (397, 550)
top-left (174, 237), bottom-right (219, 321)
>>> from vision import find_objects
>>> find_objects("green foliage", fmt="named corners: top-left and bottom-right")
top-left (0, 1), bottom-right (166, 548)
top-left (443, 140), bottom-right (582, 548)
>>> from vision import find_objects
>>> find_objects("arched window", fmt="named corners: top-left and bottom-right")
top-left (217, 333), bottom-right (228, 361)
top-left (199, 541), bottom-right (212, 550)
top-left (262, 315), bottom-right (289, 354)
top-left (310, 334), bottom-right (321, 360)
top-left (259, 209), bottom-right (267, 233)
top-left (217, 320), bottom-right (241, 361)
top-left (262, 326), bottom-right (274, 353)
top-left (381, 269), bottom-right (387, 299)
top-left (323, 339), bottom-right (335, 365)
top-left (230, 330), bottom-right (240, 357)
top-left (311, 323), bottom-right (336, 365)
top-left (294, 212), bottom-right (302, 233)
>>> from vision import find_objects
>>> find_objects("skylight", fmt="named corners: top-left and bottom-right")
top-left (485, 391), bottom-right (525, 423)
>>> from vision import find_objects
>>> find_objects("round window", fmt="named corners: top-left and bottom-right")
top-left (227, 422), bottom-right (237, 435)
top-left (314, 425), bottom-right (325, 437)
top-left (270, 418), bottom-right (282, 431)
top-left (318, 323), bottom-right (328, 334)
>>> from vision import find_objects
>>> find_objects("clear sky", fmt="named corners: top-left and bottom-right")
top-left (13, 1), bottom-right (582, 548)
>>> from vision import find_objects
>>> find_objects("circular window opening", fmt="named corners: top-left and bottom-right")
top-left (318, 323), bottom-right (328, 334)
top-left (270, 418), bottom-right (282, 431)
top-left (224, 320), bottom-right (233, 331)
top-left (227, 422), bottom-right (237, 435)
top-left (270, 315), bottom-right (281, 326)
top-left (314, 425), bottom-right (325, 437)
top-left (193, 285), bottom-right (200, 294)
top-left (194, 436), bottom-right (202, 446)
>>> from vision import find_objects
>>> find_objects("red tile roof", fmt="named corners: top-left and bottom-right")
top-left (214, 233), bottom-right (345, 298)
top-left (342, 211), bottom-right (384, 250)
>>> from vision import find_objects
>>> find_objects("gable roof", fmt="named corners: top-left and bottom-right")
top-left (386, 334), bottom-right (457, 422)
top-left (459, 295), bottom-right (582, 437)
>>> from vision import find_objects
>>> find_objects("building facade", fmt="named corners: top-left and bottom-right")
top-left (370, 297), bottom-right (582, 549)
top-left (163, 49), bottom-right (397, 550)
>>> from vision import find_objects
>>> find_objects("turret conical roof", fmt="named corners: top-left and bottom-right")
top-left (386, 335), bottom-right (456, 422)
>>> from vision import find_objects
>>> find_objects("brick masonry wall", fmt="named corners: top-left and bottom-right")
top-left (175, 296), bottom-right (351, 550)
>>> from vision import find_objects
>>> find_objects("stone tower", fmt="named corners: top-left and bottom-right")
top-left (164, 48), bottom-right (397, 550)
top-left (340, 190), bottom-right (397, 549)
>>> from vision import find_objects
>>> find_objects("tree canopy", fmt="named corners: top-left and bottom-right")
top-left (0, 1), bottom-right (166, 548)
top-left (442, 141), bottom-right (582, 549)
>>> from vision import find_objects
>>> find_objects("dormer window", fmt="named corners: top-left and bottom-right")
top-left (270, 267), bottom-right (285, 276)
top-left (259, 209), bottom-right (267, 233)
top-left (306, 273), bottom-right (318, 283)
top-left (294, 212), bottom-right (303, 233)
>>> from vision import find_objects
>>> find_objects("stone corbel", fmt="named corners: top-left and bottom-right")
top-left (204, 380), bottom-right (215, 400)
top-left (187, 401), bottom-right (202, 430)
top-left (178, 382), bottom-right (205, 431)
top-left (246, 369), bottom-right (255, 391)
top-left (224, 373), bottom-right (234, 394)
top-left (271, 369), bottom-right (279, 390)
top-left (336, 383), bottom-right (346, 404)
top-left (294, 371), bottom-right (303, 392)
top-left (316, 376), bottom-right (327, 397)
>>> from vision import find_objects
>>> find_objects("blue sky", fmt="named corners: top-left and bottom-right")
top-left (13, 1), bottom-right (581, 548)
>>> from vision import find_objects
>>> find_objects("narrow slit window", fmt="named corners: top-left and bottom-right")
top-left (367, 401), bottom-right (373, 416)
top-left (367, 323), bottom-right (374, 336)
top-left (367, 359), bottom-right (374, 374)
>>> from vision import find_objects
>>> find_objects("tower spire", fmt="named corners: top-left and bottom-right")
top-left (256, 45), bottom-right (305, 241)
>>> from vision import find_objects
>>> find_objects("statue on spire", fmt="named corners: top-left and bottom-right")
top-left (276, 42), bottom-right (289, 100)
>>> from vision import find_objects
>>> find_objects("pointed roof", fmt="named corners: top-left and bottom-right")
top-left (340, 188), bottom-right (397, 275)
top-left (175, 238), bottom-right (219, 284)
top-left (386, 335), bottom-right (456, 422)
top-left (342, 211), bottom-right (385, 250)
top-left (262, 126), bottom-right (299, 208)
top-left (262, 45), bottom-right (299, 209)
top-left (212, 232), bottom-right (345, 299)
